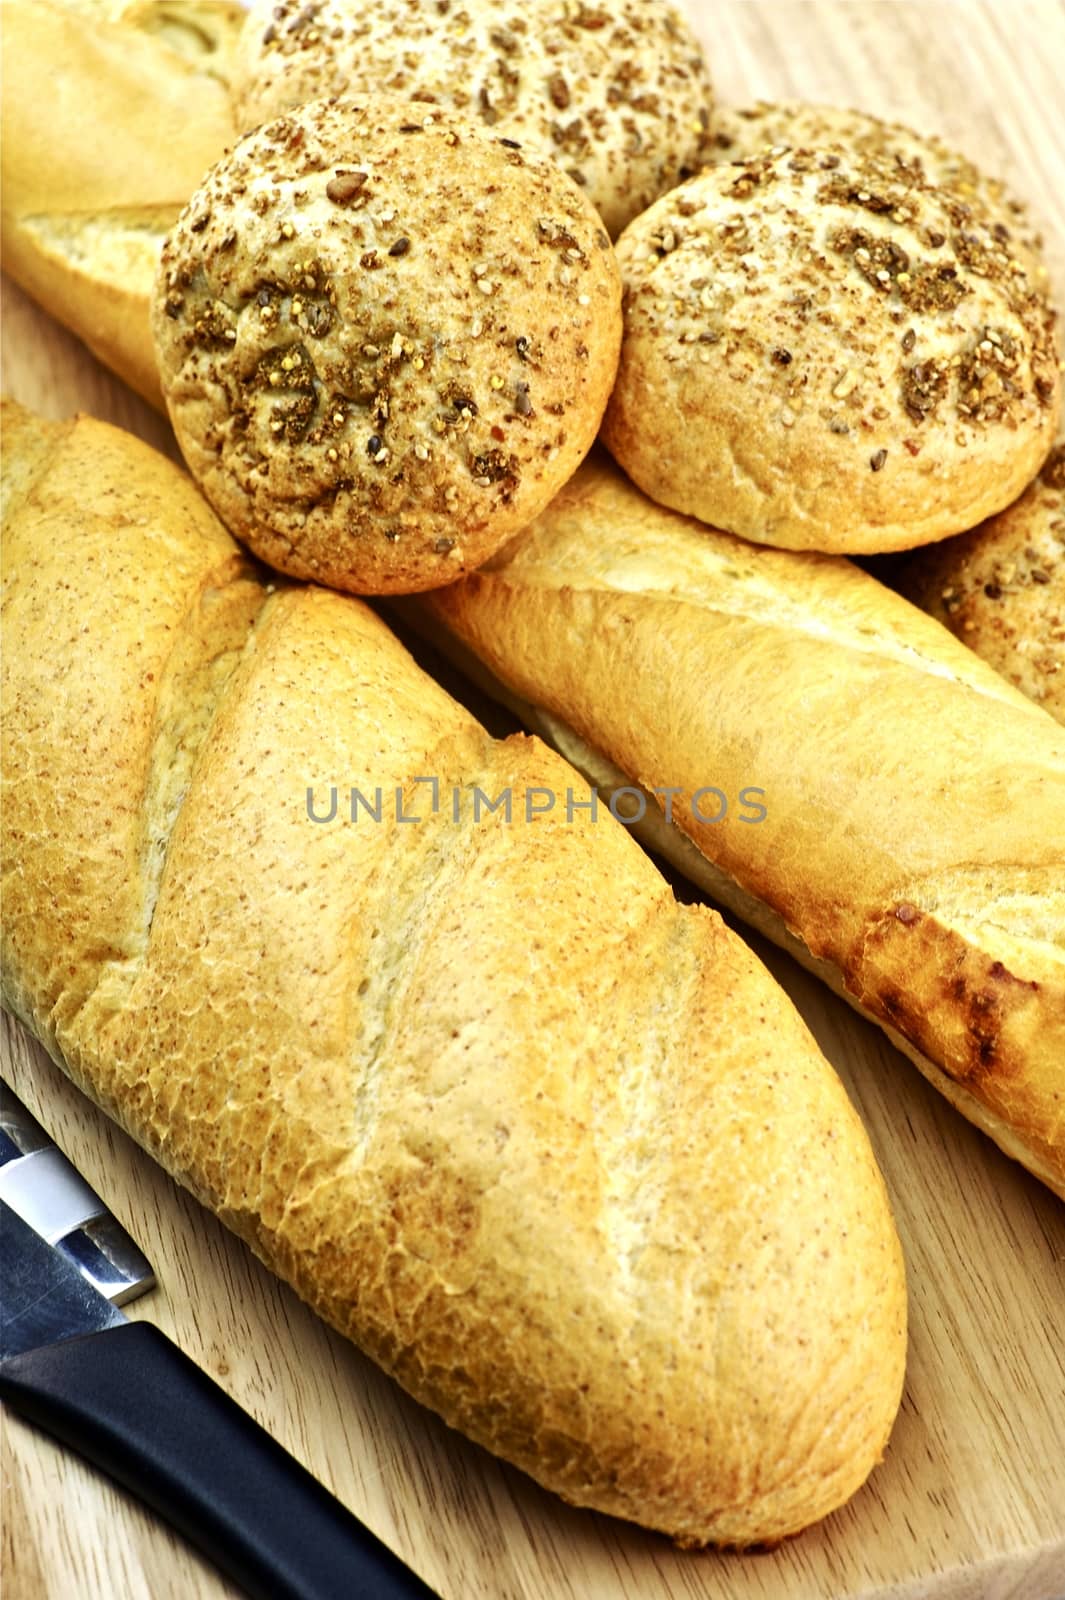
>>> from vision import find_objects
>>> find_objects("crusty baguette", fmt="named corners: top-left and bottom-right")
top-left (0, 401), bottom-right (906, 1548)
top-left (0, 0), bottom-right (240, 406)
top-left (408, 452), bottom-right (1065, 1198)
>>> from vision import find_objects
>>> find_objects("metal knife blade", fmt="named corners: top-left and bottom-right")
top-left (0, 1082), bottom-right (154, 1305)
top-left (0, 1201), bottom-right (126, 1361)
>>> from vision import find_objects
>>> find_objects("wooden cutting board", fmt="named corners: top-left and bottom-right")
top-left (3, 3), bottom-right (1065, 1598)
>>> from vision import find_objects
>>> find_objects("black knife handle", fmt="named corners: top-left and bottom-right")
top-left (0, 1321), bottom-right (438, 1600)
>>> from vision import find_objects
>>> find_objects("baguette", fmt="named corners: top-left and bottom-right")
top-left (0, 0), bottom-right (240, 407)
top-left (409, 452), bottom-right (1065, 1198)
top-left (0, 401), bottom-right (906, 1548)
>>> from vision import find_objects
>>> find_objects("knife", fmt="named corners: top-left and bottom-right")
top-left (0, 1089), bottom-right (438, 1600)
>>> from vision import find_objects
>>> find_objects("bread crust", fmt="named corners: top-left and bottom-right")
top-left (0, 0), bottom-right (241, 407)
top-left (709, 101), bottom-right (1048, 284)
top-left (232, 0), bottom-right (715, 239)
top-left (602, 147), bottom-right (1061, 554)
top-left (151, 95), bottom-right (621, 595)
top-left (0, 402), bottom-right (906, 1548)
top-left (898, 442), bottom-right (1065, 723)
top-left (413, 452), bottom-right (1065, 1195)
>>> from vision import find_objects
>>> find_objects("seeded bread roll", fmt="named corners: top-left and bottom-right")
top-left (151, 95), bottom-right (621, 595)
top-left (710, 101), bottom-right (1047, 283)
top-left (601, 148), bottom-right (1061, 554)
top-left (898, 441), bottom-right (1065, 721)
top-left (231, 0), bottom-right (715, 239)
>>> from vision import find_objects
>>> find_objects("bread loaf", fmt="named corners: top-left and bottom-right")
top-left (0, 0), bottom-right (240, 407)
top-left (409, 452), bottom-right (1065, 1197)
top-left (0, 401), bottom-right (906, 1548)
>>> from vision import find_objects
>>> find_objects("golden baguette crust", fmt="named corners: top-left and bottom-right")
top-left (0, 0), bottom-right (240, 407)
top-left (898, 443), bottom-right (1065, 723)
top-left (0, 403), bottom-right (906, 1547)
top-left (414, 453), bottom-right (1065, 1195)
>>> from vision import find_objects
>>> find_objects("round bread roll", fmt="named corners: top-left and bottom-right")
top-left (898, 440), bottom-right (1065, 721)
top-left (602, 147), bottom-right (1061, 554)
top-left (151, 96), bottom-right (622, 594)
top-left (231, 0), bottom-right (715, 238)
top-left (710, 101), bottom-right (1047, 283)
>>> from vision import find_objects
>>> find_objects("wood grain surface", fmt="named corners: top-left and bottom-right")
top-left (3, 3), bottom-right (1065, 1598)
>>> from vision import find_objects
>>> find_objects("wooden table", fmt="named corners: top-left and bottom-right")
top-left (3, 3), bottom-right (1065, 1597)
